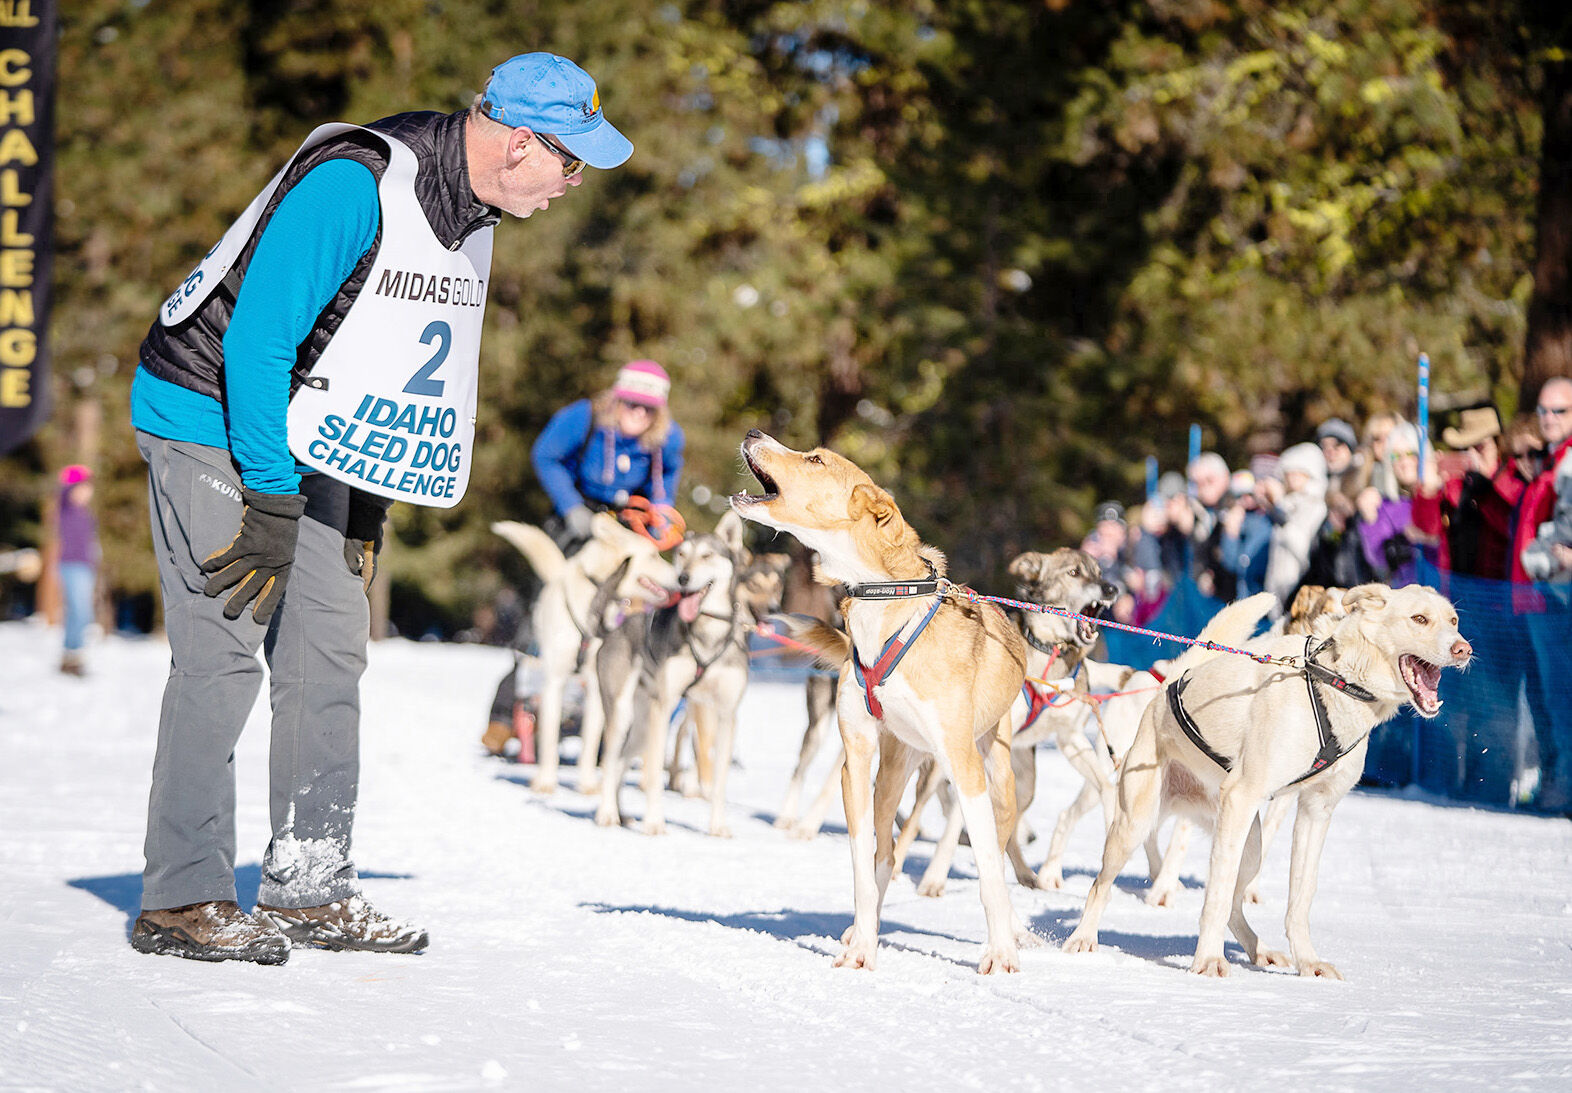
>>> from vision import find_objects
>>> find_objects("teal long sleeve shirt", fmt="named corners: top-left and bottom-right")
top-left (131, 157), bottom-right (381, 494)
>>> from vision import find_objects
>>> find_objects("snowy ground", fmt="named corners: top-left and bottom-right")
top-left (1, 619), bottom-right (1570, 1092)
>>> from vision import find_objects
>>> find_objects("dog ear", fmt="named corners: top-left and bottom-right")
top-left (848, 483), bottom-right (899, 527)
top-left (1008, 552), bottom-right (1045, 583)
top-left (1342, 583), bottom-right (1389, 615)
top-left (714, 510), bottom-right (746, 555)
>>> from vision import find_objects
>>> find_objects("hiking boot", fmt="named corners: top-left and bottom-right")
top-left (131, 900), bottom-right (290, 965)
top-left (256, 895), bottom-right (428, 954)
top-left (60, 652), bottom-right (86, 677)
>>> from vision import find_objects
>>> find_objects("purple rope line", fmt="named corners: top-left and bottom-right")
top-left (940, 581), bottom-right (1292, 668)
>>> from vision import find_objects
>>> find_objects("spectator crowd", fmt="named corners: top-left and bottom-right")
top-left (1082, 378), bottom-right (1572, 813)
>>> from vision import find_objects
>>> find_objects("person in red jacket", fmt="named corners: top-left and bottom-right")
top-left (1410, 407), bottom-right (1518, 578)
top-left (1512, 378), bottom-right (1572, 584)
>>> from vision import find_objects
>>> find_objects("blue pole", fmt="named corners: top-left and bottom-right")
top-left (1417, 352), bottom-right (1430, 472)
top-left (1412, 352), bottom-right (1430, 790)
top-left (1145, 455), bottom-right (1159, 501)
top-left (1188, 424), bottom-right (1201, 496)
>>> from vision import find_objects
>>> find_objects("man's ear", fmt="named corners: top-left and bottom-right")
top-left (1342, 583), bottom-right (1389, 615)
top-left (506, 125), bottom-right (536, 166)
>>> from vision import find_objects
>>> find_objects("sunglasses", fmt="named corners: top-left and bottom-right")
top-left (1537, 404), bottom-right (1570, 418)
top-left (617, 398), bottom-right (654, 413)
top-left (537, 133), bottom-right (585, 178)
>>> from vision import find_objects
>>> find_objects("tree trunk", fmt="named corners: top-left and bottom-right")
top-left (1522, 53), bottom-right (1572, 412)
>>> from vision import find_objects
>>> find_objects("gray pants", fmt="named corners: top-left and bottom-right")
top-left (137, 431), bottom-right (368, 911)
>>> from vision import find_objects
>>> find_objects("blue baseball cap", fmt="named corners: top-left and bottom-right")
top-left (481, 53), bottom-right (633, 169)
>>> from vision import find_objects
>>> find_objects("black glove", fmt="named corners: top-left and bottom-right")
top-left (344, 490), bottom-right (393, 591)
top-left (200, 489), bottom-right (308, 624)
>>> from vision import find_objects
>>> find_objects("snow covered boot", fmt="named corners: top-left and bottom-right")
top-left (131, 900), bottom-right (290, 964)
top-left (59, 652), bottom-right (85, 677)
top-left (256, 895), bottom-right (429, 954)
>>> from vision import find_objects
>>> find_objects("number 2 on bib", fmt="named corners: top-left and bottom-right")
top-left (403, 320), bottom-right (451, 397)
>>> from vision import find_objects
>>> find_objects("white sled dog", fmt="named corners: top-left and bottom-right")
top-left (732, 430), bottom-right (1029, 974)
top-left (594, 512), bottom-right (783, 836)
top-left (1063, 583), bottom-right (1471, 979)
top-left (492, 516), bottom-right (676, 795)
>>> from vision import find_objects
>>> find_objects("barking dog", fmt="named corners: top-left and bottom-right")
top-left (492, 516), bottom-right (676, 795)
top-left (1063, 584), bottom-right (1471, 979)
top-left (732, 430), bottom-right (1029, 974)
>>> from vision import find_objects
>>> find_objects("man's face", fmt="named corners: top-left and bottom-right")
top-left (1192, 468), bottom-right (1228, 507)
top-left (1319, 437), bottom-right (1353, 473)
top-left (1537, 380), bottom-right (1572, 447)
top-left (492, 128), bottom-right (584, 219)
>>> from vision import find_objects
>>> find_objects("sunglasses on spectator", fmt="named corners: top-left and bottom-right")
top-left (617, 398), bottom-right (654, 413)
top-left (537, 133), bottom-right (585, 178)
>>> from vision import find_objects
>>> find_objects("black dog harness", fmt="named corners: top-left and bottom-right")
top-left (1167, 637), bottom-right (1380, 789)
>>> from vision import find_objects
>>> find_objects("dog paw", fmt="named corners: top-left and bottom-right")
top-left (640, 818), bottom-right (668, 836)
top-left (915, 878), bottom-right (947, 899)
top-left (1254, 948), bottom-right (1291, 969)
top-left (593, 807), bottom-right (619, 828)
top-left (1061, 931), bottom-right (1098, 955)
top-left (977, 946), bottom-right (1021, 975)
top-left (1144, 887), bottom-right (1177, 908)
top-left (1034, 868), bottom-right (1066, 891)
top-left (709, 824), bottom-right (733, 839)
top-left (834, 932), bottom-right (876, 969)
top-left (1015, 928), bottom-right (1045, 950)
top-left (578, 779), bottom-right (603, 798)
top-left (1190, 955), bottom-right (1231, 978)
top-left (1297, 961), bottom-right (1344, 981)
top-left (787, 823), bottom-right (818, 841)
top-left (772, 814), bottom-right (797, 831)
top-left (531, 778), bottom-right (558, 796)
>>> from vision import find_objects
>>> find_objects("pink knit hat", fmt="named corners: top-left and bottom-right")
top-left (58, 464), bottom-right (92, 487)
top-left (611, 359), bottom-right (670, 407)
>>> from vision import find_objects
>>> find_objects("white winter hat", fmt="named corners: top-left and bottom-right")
top-left (1277, 442), bottom-right (1327, 484)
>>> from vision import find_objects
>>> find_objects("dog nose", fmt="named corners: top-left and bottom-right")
top-left (745, 428), bottom-right (764, 440)
top-left (1451, 638), bottom-right (1472, 660)
top-left (677, 573), bottom-right (690, 588)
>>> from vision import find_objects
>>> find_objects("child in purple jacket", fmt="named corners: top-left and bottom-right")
top-left (56, 464), bottom-right (99, 675)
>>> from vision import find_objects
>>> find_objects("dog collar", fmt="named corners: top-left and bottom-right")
top-left (844, 562), bottom-right (940, 600)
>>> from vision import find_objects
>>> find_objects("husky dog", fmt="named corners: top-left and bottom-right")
top-left (594, 512), bottom-right (781, 837)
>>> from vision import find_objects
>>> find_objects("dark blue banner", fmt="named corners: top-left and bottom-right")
top-left (0, 0), bottom-right (54, 456)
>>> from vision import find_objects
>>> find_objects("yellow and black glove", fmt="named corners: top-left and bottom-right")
top-left (343, 490), bottom-right (393, 592)
top-left (200, 489), bottom-right (308, 624)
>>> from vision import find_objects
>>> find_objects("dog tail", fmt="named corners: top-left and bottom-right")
top-left (491, 521), bottom-right (566, 583)
top-left (765, 612), bottom-right (851, 672)
top-left (1160, 591), bottom-right (1278, 681)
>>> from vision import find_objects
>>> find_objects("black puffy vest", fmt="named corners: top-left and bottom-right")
top-left (139, 109), bottom-right (500, 402)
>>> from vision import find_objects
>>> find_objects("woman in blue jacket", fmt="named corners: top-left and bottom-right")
top-left (531, 359), bottom-right (684, 548)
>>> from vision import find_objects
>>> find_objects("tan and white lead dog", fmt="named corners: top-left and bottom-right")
top-left (1063, 583), bottom-right (1471, 979)
top-left (732, 430), bottom-right (1029, 974)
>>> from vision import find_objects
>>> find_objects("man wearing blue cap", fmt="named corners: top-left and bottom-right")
top-left (127, 53), bottom-right (631, 965)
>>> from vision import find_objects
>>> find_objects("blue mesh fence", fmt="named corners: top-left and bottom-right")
top-left (1099, 564), bottom-right (1572, 811)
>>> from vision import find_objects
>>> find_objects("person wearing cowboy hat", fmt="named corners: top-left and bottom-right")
top-left (1411, 404), bottom-right (1518, 578)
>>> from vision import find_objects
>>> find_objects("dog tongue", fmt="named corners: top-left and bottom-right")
top-left (678, 591), bottom-right (704, 623)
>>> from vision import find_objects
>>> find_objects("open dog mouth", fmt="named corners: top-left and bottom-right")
top-left (1400, 653), bottom-right (1444, 716)
top-left (732, 446), bottom-right (779, 508)
top-left (677, 580), bottom-right (713, 623)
